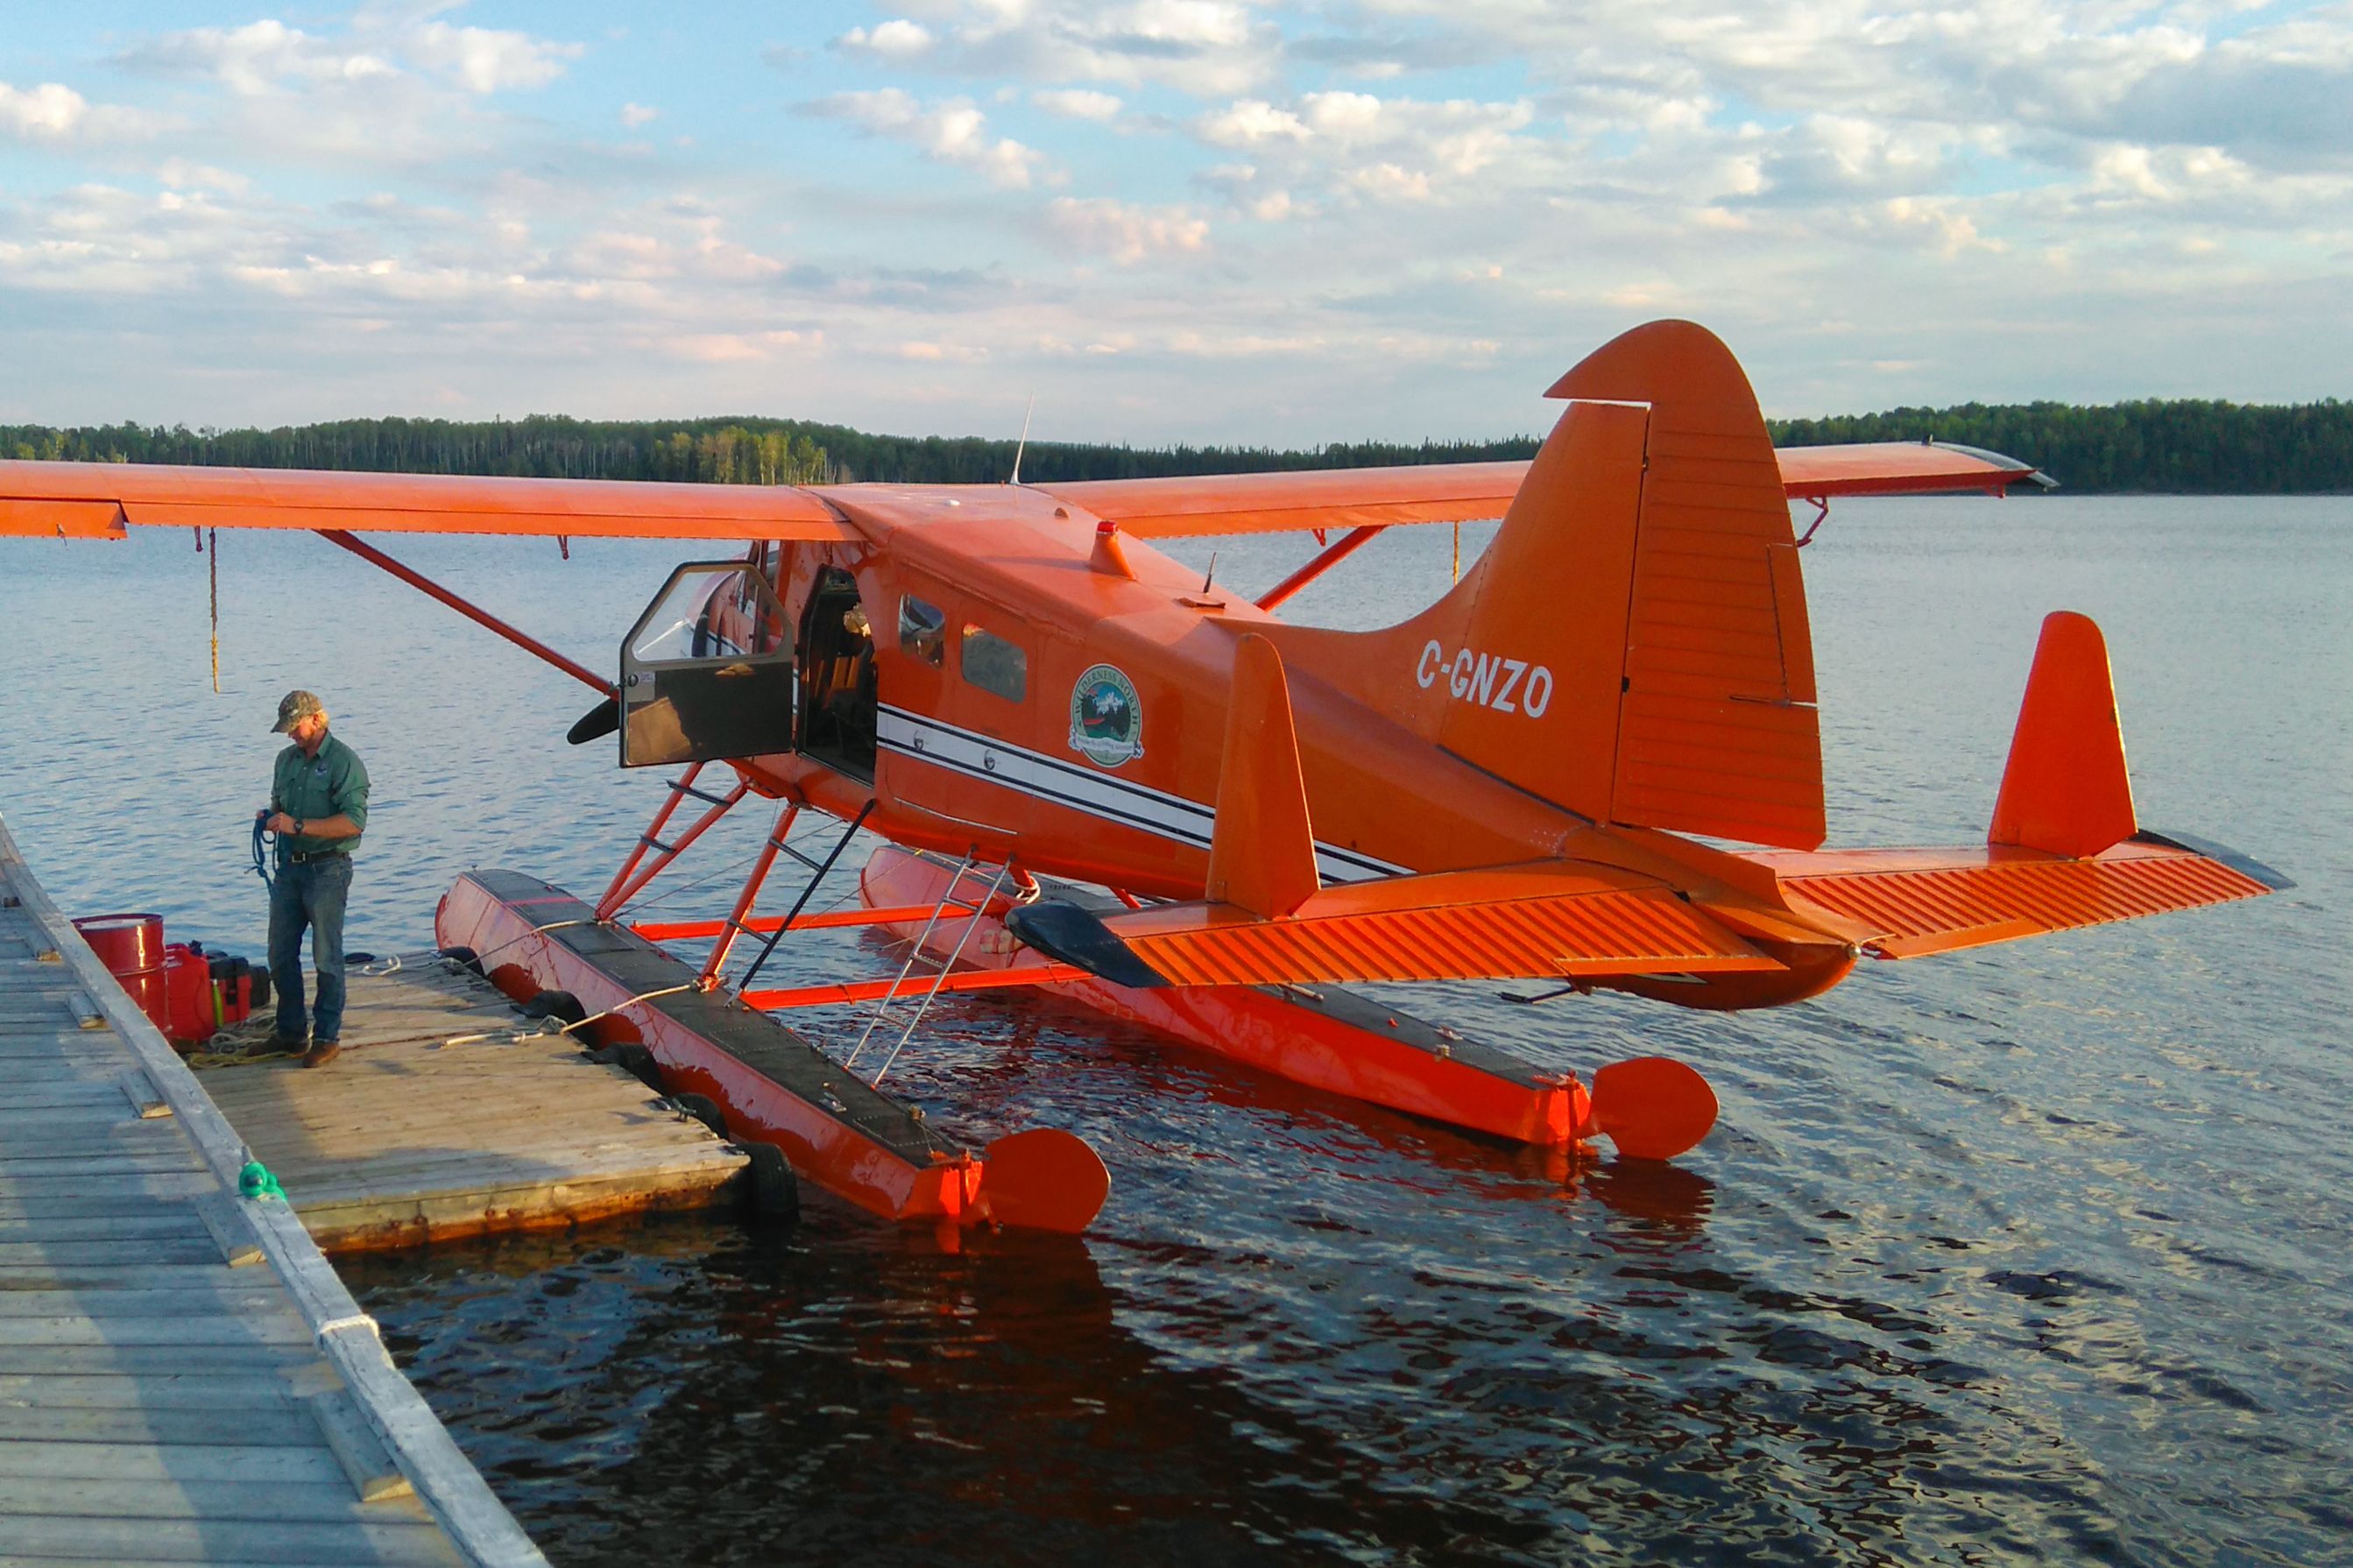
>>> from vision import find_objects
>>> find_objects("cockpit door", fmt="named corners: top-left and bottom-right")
top-left (618, 562), bottom-right (798, 767)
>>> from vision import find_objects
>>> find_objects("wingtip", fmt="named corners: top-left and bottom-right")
top-left (2131, 830), bottom-right (2294, 892)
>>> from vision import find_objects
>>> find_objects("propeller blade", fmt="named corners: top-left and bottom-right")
top-left (567, 695), bottom-right (620, 745)
top-left (980, 1127), bottom-right (1111, 1233)
top-left (1586, 1056), bottom-right (1718, 1161)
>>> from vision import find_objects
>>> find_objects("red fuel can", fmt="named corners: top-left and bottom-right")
top-left (159, 944), bottom-right (225, 1048)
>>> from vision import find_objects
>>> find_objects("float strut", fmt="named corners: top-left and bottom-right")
top-left (699, 800), bottom-right (802, 985)
top-left (735, 800), bottom-right (878, 994)
top-left (595, 764), bottom-right (752, 921)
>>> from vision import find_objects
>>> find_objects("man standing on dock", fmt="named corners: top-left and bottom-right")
top-left (259, 690), bottom-right (369, 1068)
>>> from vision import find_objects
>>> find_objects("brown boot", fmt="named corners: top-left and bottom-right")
top-left (300, 1039), bottom-right (341, 1069)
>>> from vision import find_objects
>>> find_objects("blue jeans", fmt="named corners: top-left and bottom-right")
top-left (270, 855), bottom-right (353, 1042)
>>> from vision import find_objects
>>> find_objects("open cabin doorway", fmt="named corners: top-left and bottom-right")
top-left (797, 566), bottom-right (877, 781)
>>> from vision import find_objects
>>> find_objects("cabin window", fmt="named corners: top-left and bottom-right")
top-left (960, 625), bottom-right (1027, 703)
top-left (899, 595), bottom-right (945, 667)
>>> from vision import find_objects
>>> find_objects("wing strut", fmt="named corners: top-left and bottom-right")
top-left (1254, 525), bottom-right (1386, 611)
top-left (314, 529), bottom-right (612, 696)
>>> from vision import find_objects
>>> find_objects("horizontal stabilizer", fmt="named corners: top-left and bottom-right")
top-left (1078, 861), bottom-right (1782, 989)
top-left (1765, 836), bottom-right (2279, 960)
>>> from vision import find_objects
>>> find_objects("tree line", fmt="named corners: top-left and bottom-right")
top-left (5, 399), bottom-right (2349, 492)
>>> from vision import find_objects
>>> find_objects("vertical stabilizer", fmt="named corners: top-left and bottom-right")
top-left (1990, 611), bottom-right (2137, 858)
top-left (1256, 320), bottom-right (1827, 851)
top-left (1552, 321), bottom-right (1824, 850)
top-left (1206, 634), bottom-right (1320, 917)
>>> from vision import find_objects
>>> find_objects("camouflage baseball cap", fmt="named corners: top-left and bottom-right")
top-left (272, 689), bottom-right (325, 734)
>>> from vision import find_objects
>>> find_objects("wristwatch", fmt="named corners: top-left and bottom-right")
top-left (293, 817), bottom-right (305, 837)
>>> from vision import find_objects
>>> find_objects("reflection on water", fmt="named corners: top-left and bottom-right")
top-left (6, 499), bottom-right (2351, 1564)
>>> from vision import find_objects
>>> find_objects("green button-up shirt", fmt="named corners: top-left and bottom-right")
top-left (271, 731), bottom-right (371, 857)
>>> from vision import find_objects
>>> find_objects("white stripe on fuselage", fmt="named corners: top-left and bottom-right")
top-left (875, 704), bottom-right (1407, 886)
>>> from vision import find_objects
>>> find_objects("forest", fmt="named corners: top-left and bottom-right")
top-left (4, 397), bottom-right (2348, 493)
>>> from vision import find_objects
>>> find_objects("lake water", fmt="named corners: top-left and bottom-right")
top-left (2, 498), bottom-right (2347, 1565)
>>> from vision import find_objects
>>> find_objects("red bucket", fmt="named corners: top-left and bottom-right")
top-left (72, 913), bottom-right (169, 1035)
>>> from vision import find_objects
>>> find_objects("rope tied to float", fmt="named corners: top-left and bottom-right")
top-left (238, 1160), bottom-right (287, 1202)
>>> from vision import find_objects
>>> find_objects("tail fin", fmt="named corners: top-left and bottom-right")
top-left (1989, 611), bottom-right (2137, 858)
top-left (1205, 634), bottom-right (1319, 918)
top-left (1262, 320), bottom-right (1826, 851)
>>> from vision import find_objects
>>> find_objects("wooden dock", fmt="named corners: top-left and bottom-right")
top-left (0, 814), bottom-right (546, 1566)
top-left (198, 961), bottom-right (750, 1254)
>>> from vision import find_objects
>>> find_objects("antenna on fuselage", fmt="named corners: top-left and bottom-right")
top-left (1009, 394), bottom-right (1036, 484)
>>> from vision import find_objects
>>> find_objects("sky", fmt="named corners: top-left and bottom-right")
top-left (1, 0), bottom-right (2347, 445)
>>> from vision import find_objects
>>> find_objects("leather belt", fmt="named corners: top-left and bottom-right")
top-left (285, 849), bottom-right (346, 865)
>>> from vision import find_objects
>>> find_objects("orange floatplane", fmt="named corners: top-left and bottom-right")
top-left (0, 320), bottom-right (2286, 1235)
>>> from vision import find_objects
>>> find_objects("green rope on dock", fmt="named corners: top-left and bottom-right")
top-left (238, 1161), bottom-right (286, 1202)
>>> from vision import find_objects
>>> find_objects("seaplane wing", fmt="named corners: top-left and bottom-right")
top-left (1035, 441), bottom-right (2047, 538)
top-left (0, 459), bottom-right (854, 541)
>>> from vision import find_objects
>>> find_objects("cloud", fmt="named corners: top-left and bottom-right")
top-left (1048, 196), bottom-right (1210, 263)
top-left (5, 3), bottom-right (2351, 438)
top-left (832, 0), bottom-right (1282, 96)
top-left (157, 158), bottom-right (253, 194)
top-left (0, 81), bottom-right (173, 144)
top-left (1033, 88), bottom-right (1122, 122)
top-left (1191, 89), bottom-right (1537, 204)
top-left (836, 19), bottom-right (936, 59)
top-left (117, 11), bottom-right (581, 98)
top-left (899, 339), bottom-right (987, 362)
top-left (406, 20), bottom-right (581, 93)
top-left (806, 88), bottom-right (1047, 188)
top-left (670, 330), bottom-right (810, 364)
top-left (115, 19), bottom-right (399, 95)
top-left (1198, 99), bottom-right (1307, 145)
top-left (0, 82), bottom-right (91, 140)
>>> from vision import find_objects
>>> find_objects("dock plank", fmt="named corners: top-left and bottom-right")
top-left (0, 1439), bottom-right (347, 1486)
top-left (0, 1316), bottom-right (314, 1347)
top-left (0, 1403), bottom-right (327, 1448)
top-left (0, 1345), bottom-right (318, 1379)
top-left (0, 1516), bottom-right (463, 1567)
top-left (0, 1237), bottom-right (246, 1268)
top-left (0, 1476), bottom-right (426, 1527)
top-left (0, 1371), bottom-right (336, 1410)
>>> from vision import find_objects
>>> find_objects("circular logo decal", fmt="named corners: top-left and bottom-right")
top-left (1069, 664), bottom-right (1144, 768)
